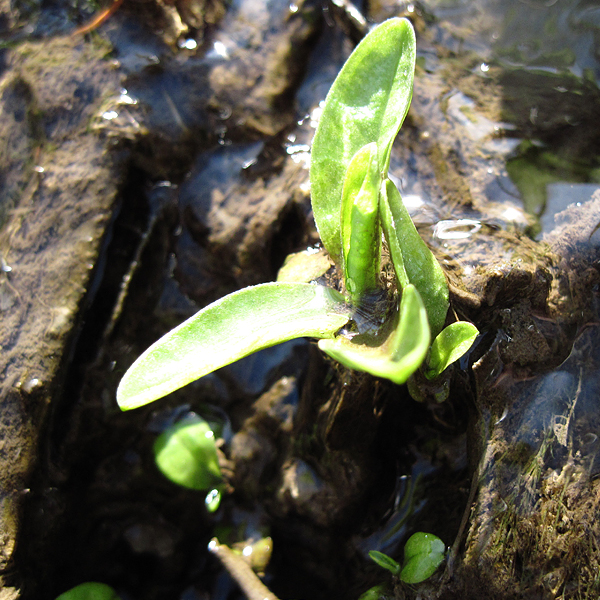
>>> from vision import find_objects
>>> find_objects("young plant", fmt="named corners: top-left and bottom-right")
top-left (55, 582), bottom-right (121, 600)
top-left (117, 17), bottom-right (478, 412)
top-left (153, 414), bottom-right (224, 511)
top-left (369, 532), bottom-right (446, 584)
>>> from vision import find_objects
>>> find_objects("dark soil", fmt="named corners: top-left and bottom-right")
top-left (1, 0), bottom-right (600, 599)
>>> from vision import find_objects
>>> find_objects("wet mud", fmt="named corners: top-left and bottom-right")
top-left (1, 0), bottom-right (600, 599)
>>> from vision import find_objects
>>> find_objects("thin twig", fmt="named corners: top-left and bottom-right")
top-left (72, 0), bottom-right (124, 36)
top-left (208, 538), bottom-right (281, 600)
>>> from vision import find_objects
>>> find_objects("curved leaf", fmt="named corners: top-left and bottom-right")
top-left (379, 178), bottom-right (449, 337)
top-left (310, 17), bottom-right (417, 261)
top-left (117, 283), bottom-right (350, 410)
top-left (368, 550), bottom-right (401, 575)
top-left (425, 321), bottom-right (479, 380)
top-left (318, 284), bottom-right (430, 385)
top-left (399, 532), bottom-right (445, 584)
top-left (341, 142), bottom-right (381, 302)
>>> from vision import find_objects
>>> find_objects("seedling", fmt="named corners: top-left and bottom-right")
top-left (117, 17), bottom-right (478, 412)
top-left (153, 414), bottom-right (224, 511)
top-left (55, 582), bottom-right (120, 600)
top-left (369, 532), bottom-right (446, 584)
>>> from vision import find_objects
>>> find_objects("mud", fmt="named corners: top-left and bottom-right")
top-left (1, 0), bottom-right (600, 599)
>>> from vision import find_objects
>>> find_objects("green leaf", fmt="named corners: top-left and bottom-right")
top-left (55, 583), bottom-right (120, 600)
top-left (425, 321), bottom-right (479, 379)
top-left (276, 249), bottom-right (333, 283)
top-left (368, 551), bottom-right (401, 575)
top-left (318, 284), bottom-right (430, 385)
top-left (399, 532), bottom-right (445, 584)
top-left (341, 142), bottom-right (381, 302)
top-left (117, 283), bottom-right (350, 410)
top-left (154, 415), bottom-right (222, 491)
top-left (358, 584), bottom-right (394, 600)
top-left (310, 17), bottom-right (416, 261)
top-left (379, 179), bottom-right (449, 337)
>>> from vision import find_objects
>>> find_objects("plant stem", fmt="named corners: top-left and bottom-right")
top-left (209, 538), bottom-right (281, 600)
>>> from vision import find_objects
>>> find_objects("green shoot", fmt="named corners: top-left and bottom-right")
top-left (55, 583), bottom-right (120, 600)
top-left (153, 415), bottom-right (222, 491)
top-left (369, 532), bottom-right (446, 585)
top-left (117, 17), bottom-right (478, 416)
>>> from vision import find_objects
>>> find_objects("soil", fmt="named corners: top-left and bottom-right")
top-left (1, 0), bottom-right (600, 599)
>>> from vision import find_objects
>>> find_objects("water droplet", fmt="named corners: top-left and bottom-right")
top-left (433, 219), bottom-right (481, 240)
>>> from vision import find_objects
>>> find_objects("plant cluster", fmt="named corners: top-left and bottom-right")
top-left (116, 17), bottom-right (478, 413)
top-left (114, 16), bottom-right (480, 592)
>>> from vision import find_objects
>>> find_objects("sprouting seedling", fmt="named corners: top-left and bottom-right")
top-left (369, 532), bottom-right (446, 584)
top-left (153, 414), bottom-right (224, 511)
top-left (116, 17), bottom-right (478, 412)
top-left (55, 582), bottom-right (121, 600)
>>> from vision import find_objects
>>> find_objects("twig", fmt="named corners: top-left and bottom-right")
top-left (72, 0), bottom-right (124, 36)
top-left (208, 538), bottom-right (281, 600)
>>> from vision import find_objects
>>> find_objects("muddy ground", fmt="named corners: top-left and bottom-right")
top-left (1, 0), bottom-right (600, 599)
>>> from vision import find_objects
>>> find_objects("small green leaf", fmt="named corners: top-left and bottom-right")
top-left (368, 551), bottom-right (401, 575)
top-left (311, 17), bottom-right (416, 261)
top-left (358, 584), bottom-right (394, 600)
top-left (341, 143), bottom-right (381, 302)
top-left (205, 487), bottom-right (222, 512)
top-left (154, 415), bottom-right (222, 491)
top-left (425, 321), bottom-right (479, 379)
top-left (276, 249), bottom-right (333, 283)
top-left (399, 532), bottom-right (445, 584)
top-left (117, 283), bottom-right (350, 410)
top-left (379, 179), bottom-right (449, 337)
top-left (55, 583), bottom-right (120, 600)
top-left (318, 285), bottom-right (430, 385)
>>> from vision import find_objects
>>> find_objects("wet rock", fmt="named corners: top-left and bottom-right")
top-left (0, 76), bottom-right (39, 227)
top-left (176, 140), bottom-right (313, 298)
top-left (111, 0), bottom-right (323, 158)
top-left (0, 32), bottom-right (123, 590)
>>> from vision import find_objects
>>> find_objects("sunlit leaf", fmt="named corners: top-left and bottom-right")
top-left (276, 249), bottom-right (333, 283)
top-left (311, 17), bottom-right (416, 261)
top-left (425, 321), bottom-right (479, 379)
top-left (341, 142), bottom-right (381, 302)
top-left (379, 178), bottom-right (449, 337)
top-left (154, 415), bottom-right (222, 491)
top-left (55, 583), bottom-right (120, 600)
top-left (117, 283), bottom-right (350, 410)
top-left (318, 285), bottom-right (430, 385)
top-left (399, 532), bottom-right (445, 584)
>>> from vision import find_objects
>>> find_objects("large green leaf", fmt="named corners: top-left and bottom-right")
top-left (310, 17), bottom-right (416, 262)
top-left (318, 284), bottom-right (430, 385)
top-left (399, 532), bottom-right (445, 584)
top-left (379, 178), bottom-right (449, 337)
top-left (341, 142), bottom-right (381, 302)
top-left (117, 283), bottom-right (350, 410)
